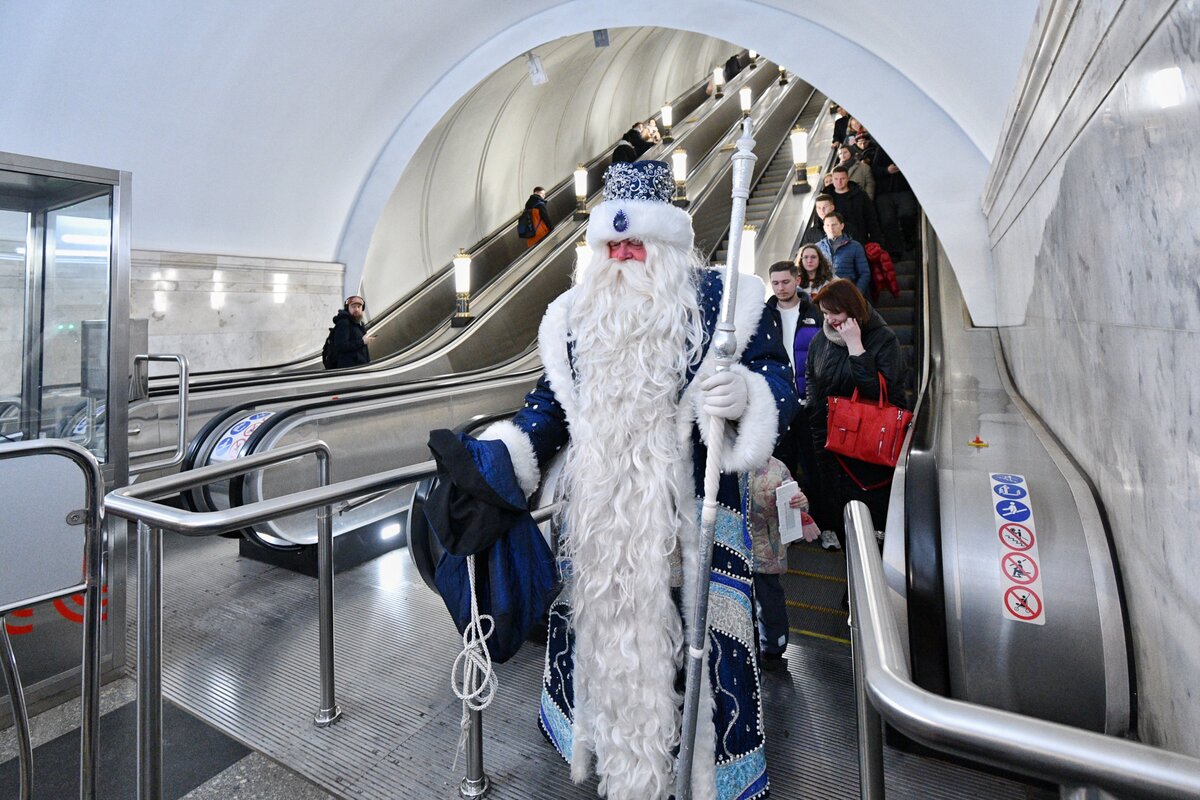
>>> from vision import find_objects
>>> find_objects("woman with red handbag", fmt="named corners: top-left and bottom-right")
top-left (805, 278), bottom-right (909, 550)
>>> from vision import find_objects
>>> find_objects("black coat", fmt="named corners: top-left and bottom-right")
top-left (828, 183), bottom-right (881, 245)
top-left (330, 308), bottom-right (370, 368)
top-left (832, 114), bottom-right (850, 146)
top-left (871, 146), bottom-right (911, 195)
top-left (799, 216), bottom-right (825, 246)
top-left (805, 309), bottom-right (906, 482)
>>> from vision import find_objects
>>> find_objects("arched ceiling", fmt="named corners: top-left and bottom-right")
top-left (361, 28), bottom-right (734, 309)
top-left (0, 0), bottom-right (1038, 325)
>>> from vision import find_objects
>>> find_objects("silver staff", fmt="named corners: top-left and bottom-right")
top-left (676, 115), bottom-right (757, 800)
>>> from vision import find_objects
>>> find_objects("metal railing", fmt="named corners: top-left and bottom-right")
top-left (129, 354), bottom-right (189, 473)
top-left (104, 440), bottom-right (557, 800)
top-left (0, 440), bottom-right (105, 800)
top-left (843, 500), bottom-right (1200, 800)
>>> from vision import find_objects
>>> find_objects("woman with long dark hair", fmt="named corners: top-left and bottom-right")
top-left (794, 243), bottom-right (834, 298)
top-left (805, 278), bottom-right (906, 546)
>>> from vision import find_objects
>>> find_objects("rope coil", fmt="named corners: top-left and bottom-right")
top-left (450, 555), bottom-right (497, 767)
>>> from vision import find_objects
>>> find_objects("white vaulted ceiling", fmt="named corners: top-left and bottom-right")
top-left (0, 0), bottom-right (1038, 324)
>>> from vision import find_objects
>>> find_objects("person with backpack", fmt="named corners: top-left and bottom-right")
top-left (323, 295), bottom-right (372, 369)
top-left (518, 186), bottom-right (553, 247)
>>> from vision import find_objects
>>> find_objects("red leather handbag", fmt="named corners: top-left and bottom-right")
top-left (825, 373), bottom-right (912, 488)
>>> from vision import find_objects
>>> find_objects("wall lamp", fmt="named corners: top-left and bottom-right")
top-left (451, 249), bottom-right (474, 327)
top-left (671, 148), bottom-right (689, 208)
top-left (739, 86), bottom-right (752, 117)
top-left (778, 65), bottom-right (789, 86)
top-left (661, 103), bottom-right (674, 143)
top-left (790, 126), bottom-right (811, 194)
top-left (712, 67), bottom-right (725, 98)
top-left (573, 165), bottom-right (589, 220)
top-left (748, 50), bottom-right (758, 69)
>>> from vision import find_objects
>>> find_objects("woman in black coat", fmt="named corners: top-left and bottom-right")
top-left (805, 278), bottom-right (907, 545)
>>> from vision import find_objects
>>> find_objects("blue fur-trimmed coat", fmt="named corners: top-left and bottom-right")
top-left (483, 269), bottom-right (799, 800)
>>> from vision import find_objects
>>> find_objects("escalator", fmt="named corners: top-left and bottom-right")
top-left (126, 62), bottom-right (787, 479)
top-left (188, 78), bottom-right (825, 558)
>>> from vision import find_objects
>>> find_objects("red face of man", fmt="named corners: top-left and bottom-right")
top-left (831, 171), bottom-right (849, 192)
top-left (607, 238), bottom-right (647, 263)
top-left (346, 296), bottom-right (365, 320)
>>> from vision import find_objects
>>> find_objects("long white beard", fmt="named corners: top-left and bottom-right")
top-left (561, 245), bottom-right (705, 800)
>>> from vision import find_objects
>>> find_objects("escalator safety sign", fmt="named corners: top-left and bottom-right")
top-left (991, 473), bottom-right (1046, 625)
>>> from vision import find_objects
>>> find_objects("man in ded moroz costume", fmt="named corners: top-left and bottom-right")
top-left (477, 159), bottom-right (798, 799)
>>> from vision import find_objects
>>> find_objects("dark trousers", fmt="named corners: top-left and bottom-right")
top-left (875, 189), bottom-right (919, 256)
top-left (753, 572), bottom-right (789, 655)
top-left (821, 454), bottom-right (893, 545)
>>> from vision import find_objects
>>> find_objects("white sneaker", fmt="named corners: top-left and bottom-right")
top-left (818, 530), bottom-right (841, 551)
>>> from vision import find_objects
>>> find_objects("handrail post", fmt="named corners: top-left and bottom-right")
top-left (851, 605), bottom-right (886, 799)
top-left (130, 354), bottom-right (189, 474)
top-left (0, 617), bottom-right (33, 800)
top-left (313, 448), bottom-right (341, 727)
top-left (460, 703), bottom-right (488, 797)
top-left (137, 520), bottom-right (163, 800)
top-left (79, 463), bottom-right (104, 800)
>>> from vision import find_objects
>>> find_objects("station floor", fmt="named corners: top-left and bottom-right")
top-left (1, 532), bottom-right (1055, 798)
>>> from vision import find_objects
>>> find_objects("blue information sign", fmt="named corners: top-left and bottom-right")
top-left (991, 473), bottom-right (1024, 484)
top-left (993, 483), bottom-right (1028, 499)
top-left (996, 499), bottom-right (1031, 522)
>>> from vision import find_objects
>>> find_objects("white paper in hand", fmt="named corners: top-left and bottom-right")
top-left (776, 481), bottom-right (804, 544)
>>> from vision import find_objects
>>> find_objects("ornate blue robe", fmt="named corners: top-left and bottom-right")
top-left (485, 269), bottom-right (799, 799)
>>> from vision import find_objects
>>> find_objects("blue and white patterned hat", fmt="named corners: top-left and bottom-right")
top-left (586, 160), bottom-right (694, 252)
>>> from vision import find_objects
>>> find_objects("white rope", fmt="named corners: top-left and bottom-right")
top-left (450, 554), bottom-right (497, 769)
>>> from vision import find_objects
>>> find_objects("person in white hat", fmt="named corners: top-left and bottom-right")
top-left (479, 159), bottom-right (798, 800)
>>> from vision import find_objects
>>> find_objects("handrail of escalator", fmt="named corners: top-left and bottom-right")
top-left (844, 499), bottom-right (1200, 800)
top-left (900, 217), bottom-right (949, 695)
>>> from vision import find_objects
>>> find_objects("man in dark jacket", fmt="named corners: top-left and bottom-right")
top-left (329, 295), bottom-right (371, 368)
top-left (766, 261), bottom-right (823, 498)
top-left (826, 165), bottom-right (881, 245)
top-left (611, 122), bottom-right (652, 164)
top-left (523, 187), bottom-right (553, 247)
top-left (871, 145), bottom-right (919, 257)
top-left (830, 104), bottom-right (850, 149)
top-left (799, 194), bottom-right (836, 246)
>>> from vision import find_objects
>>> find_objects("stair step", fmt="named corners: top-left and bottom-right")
top-left (879, 307), bottom-right (914, 326)
top-left (896, 274), bottom-right (917, 290)
top-left (891, 325), bottom-right (914, 346)
top-left (873, 290), bottom-right (916, 308)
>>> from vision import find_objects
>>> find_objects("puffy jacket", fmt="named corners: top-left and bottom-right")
top-left (805, 309), bottom-right (906, 483)
top-left (817, 235), bottom-right (870, 295)
top-left (864, 242), bottom-right (899, 300)
top-left (767, 293), bottom-right (821, 399)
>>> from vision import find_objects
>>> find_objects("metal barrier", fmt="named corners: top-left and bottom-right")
top-left (129, 354), bottom-right (189, 473)
top-left (104, 440), bottom-right (553, 800)
top-left (0, 440), bottom-right (105, 800)
top-left (844, 500), bottom-right (1200, 800)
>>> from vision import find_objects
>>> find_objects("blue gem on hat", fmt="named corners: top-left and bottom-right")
top-left (613, 210), bottom-right (629, 232)
top-left (602, 160), bottom-right (674, 204)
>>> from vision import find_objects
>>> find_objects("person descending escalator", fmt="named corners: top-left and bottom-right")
top-left (324, 295), bottom-right (373, 369)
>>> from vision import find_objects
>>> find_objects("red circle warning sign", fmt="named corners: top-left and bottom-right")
top-left (1001, 552), bottom-right (1039, 585)
top-left (998, 522), bottom-right (1035, 551)
top-left (1004, 586), bottom-right (1043, 621)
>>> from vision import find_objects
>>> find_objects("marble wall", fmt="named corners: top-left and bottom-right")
top-left (131, 251), bottom-right (343, 374)
top-left (984, 0), bottom-right (1200, 756)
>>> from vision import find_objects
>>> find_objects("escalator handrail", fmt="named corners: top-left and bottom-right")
top-left (845, 499), bottom-right (1200, 799)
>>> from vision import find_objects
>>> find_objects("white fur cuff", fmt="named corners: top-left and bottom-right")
top-left (478, 420), bottom-right (541, 497)
top-left (691, 363), bottom-right (779, 473)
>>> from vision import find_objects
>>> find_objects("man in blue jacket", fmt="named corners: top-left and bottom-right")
top-left (817, 212), bottom-right (871, 295)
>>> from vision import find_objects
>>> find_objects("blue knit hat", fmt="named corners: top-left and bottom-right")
top-left (586, 160), bottom-right (694, 252)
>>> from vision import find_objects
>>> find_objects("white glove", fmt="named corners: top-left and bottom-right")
top-left (700, 369), bottom-right (748, 420)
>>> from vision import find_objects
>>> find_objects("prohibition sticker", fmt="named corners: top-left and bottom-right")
top-left (998, 522), bottom-right (1035, 551)
top-left (1001, 551), bottom-right (1039, 585)
top-left (1004, 586), bottom-right (1043, 621)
